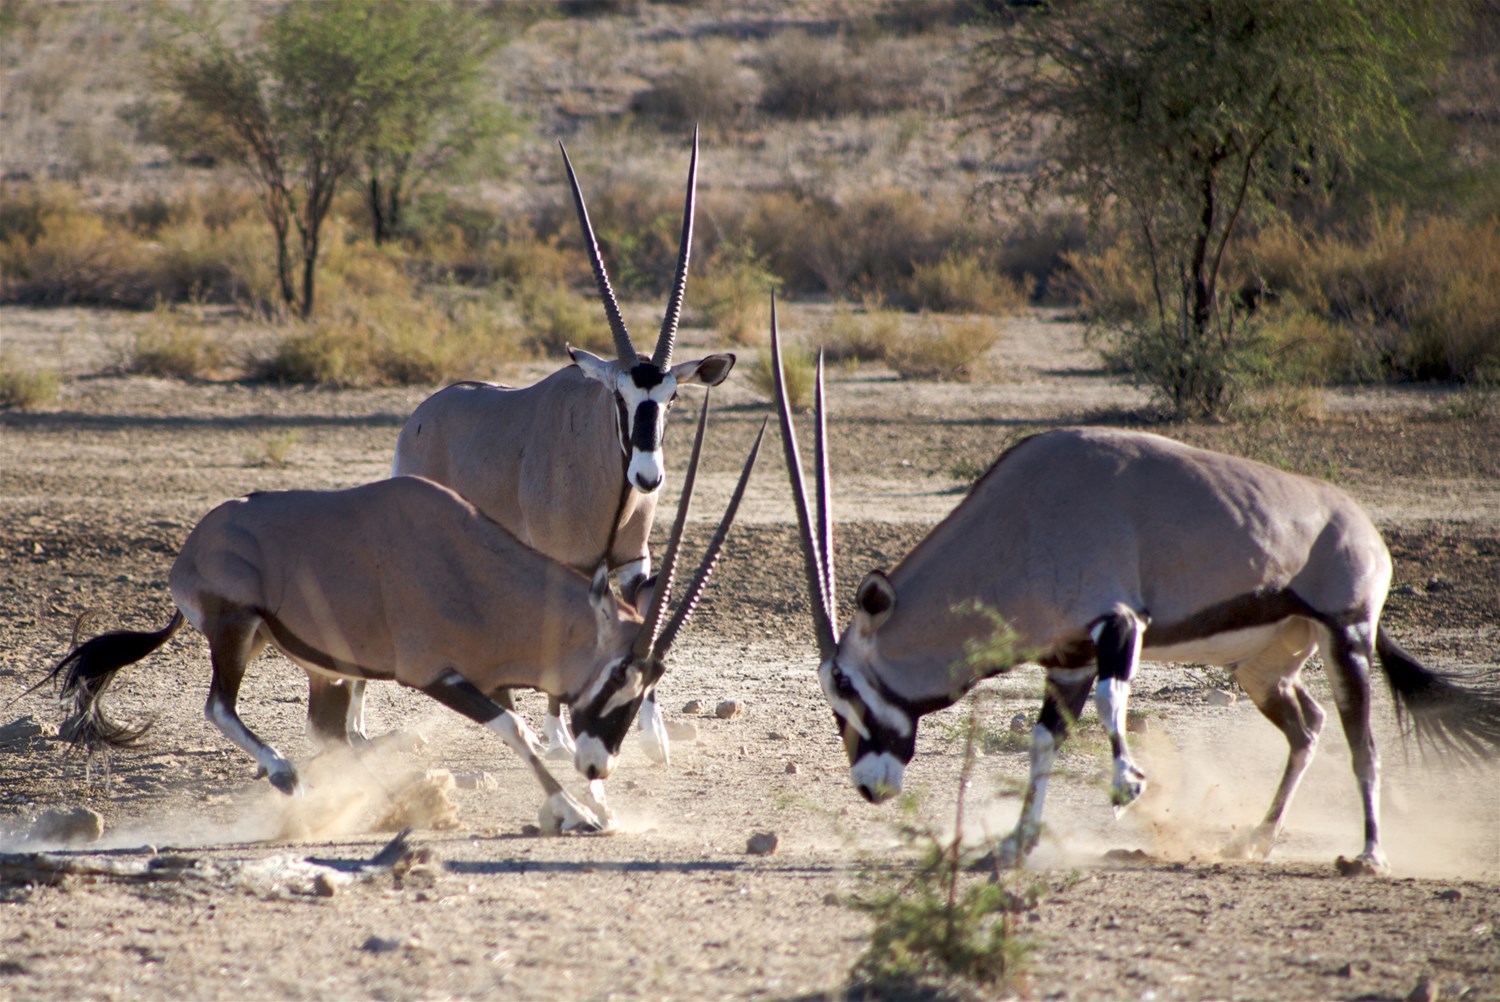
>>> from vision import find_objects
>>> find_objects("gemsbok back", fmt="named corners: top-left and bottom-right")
top-left (332, 129), bottom-right (735, 764)
top-left (769, 302), bottom-right (1500, 873)
top-left (45, 392), bottom-right (764, 833)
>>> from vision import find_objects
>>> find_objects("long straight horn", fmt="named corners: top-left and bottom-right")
top-left (633, 385), bottom-right (710, 658)
top-left (813, 349), bottom-right (835, 621)
top-left (653, 419), bottom-right (766, 659)
top-left (653, 126), bottom-right (699, 369)
top-left (770, 295), bottom-right (839, 659)
top-left (560, 141), bottom-right (637, 364)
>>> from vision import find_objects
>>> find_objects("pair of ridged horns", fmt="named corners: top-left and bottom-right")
top-left (561, 126), bottom-right (698, 370)
top-left (770, 295), bottom-right (840, 661)
top-left (632, 386), bottom-right (766, 662)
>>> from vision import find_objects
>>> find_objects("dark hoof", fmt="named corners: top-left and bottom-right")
top-left (269, 768), bottom-right (301, 796)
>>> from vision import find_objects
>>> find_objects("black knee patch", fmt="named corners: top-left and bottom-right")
top-left (1093, 611), bottom-right (1145, 682)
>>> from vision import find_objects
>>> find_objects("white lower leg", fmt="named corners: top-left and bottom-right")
top-left (1095, 676), bottom-right (1146, 810)
top-left (999, 725), bottom-right (1056, 865)
top-left (486, 710), bottom-right (600, 833)
top-left (637, 688), bottom-right (669, 765)
top-left (543, 709), bottom-right (576, 758)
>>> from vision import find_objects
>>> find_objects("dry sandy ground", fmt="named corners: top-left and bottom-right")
top-left (2, 304), bottom-right (1498, 1001)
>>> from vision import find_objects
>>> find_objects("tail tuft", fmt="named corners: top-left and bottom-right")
top-left (1378, 628), bottom-right (1500, 762)
top-left (43, 612), bottom-right (184, 750)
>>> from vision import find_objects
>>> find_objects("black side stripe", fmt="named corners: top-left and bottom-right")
top-left (259, 610), bottom-right (383, 681)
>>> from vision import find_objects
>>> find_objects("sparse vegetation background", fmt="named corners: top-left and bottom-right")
top-left (2, 3), bottom-right (1499, 999)
top-left (3, 0), bottom-right (1494, 401)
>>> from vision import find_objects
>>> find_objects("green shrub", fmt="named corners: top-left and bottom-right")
top-left (1244, 211), bottom-right (1500, 383)
top-left (258, 287), bottom-right (519, 387)
top-left (0, 199), bottom-right (159, 306)
top-left (740, 186), bottom-right (963, 299)
top-left (847, 610), bottom-right (1031, 997)
top-left (885, 317), bottom-right (999, 381)
top-left (517, 280), bottom-right (612, 358)
top-left (819, 300), bottom-right (902, 364)
top-left (901, 249), bottom-right (1028, 315)
top-left (696, 243), bottom-right (780, 346)
top-left (0, 353), bottom-right (61, 411)
top-left (131, 306), bottom-right (226, 379)
top-left (748, 338), bottom-right (816, 411)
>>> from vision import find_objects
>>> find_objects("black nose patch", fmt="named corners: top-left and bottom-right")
top-left (631, 400), bottom-right (662, 452)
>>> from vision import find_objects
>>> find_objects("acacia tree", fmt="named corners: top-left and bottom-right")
top-left (969, 0), bottom-right (1458, 417)
top-left (157, 1), bottom-right (503, 317)
top-left (358, 4), bottom-right (509, 245)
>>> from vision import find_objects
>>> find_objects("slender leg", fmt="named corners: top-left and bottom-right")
top-left (1323, 622), bottom-right (1387, 873)
top-left (306, 676), bottom-right (368, 747)
top-left (993, 667), bottom-right (1095, 867)
top-left (542, 695), bottom-right (577, 760)
top-left (424, 669), bottom-right (600, 834)
top-left (204, 613), bottom-right (299, 794)
top-left (1092, 609), bottom-right (1148, 812)
top-left (1230, 622), bottom-right (1322, 858)
top-left (618, 557), bottom-right (669, 766)
top-left (637, 687), bottom-right (669, 765)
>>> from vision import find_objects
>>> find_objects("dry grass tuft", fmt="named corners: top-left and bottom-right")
top-left (0, 353), bottom-right (61, 411)
top-left (885, 316), bottom-right (1000, 382)
top-left (130, 304), bottom-right (226, 379)
top-left (901, 250), bottom-right (1029, 315)
top-left (696, 243), bottom-right (780, 346)
top-left (818, 300), bottom-right (902, 364)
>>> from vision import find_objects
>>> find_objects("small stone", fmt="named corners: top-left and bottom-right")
top-left (313, 872), bottom-right (339, 898)
top-left (1126, 710), bottom-right (1152, 734)
top-left (30, 807), bottom-right (104, 845)
top-left (0, 716), bottom-right (58, 749)
top-left (664, 720), bottom-right (698, 742)
top-left (1207, 688), bottom-right (1238, 707)
top-left (1009, 713), bottom-right (1029, 733)
top-left (1405, 975), bottom-right (1439, 1002)
top-left (681, 700), bottom-right (704, 714)
top-left (454, 771), bottom-right (498, 791)
top-left (1436, 888), bottom-right (1463, 902)
top-left (767, 730), bottom-right (787, 741)
top-left (785, 762), bottom-right (799, 775)
top-left (746, 831), bottom-right (779, 856)
top-left (1425, 576), bottom-right (1454, 593)
top-left (715, 700), bottom-right (745, 720)
top-left (359, 935), bottom-right (405, 954)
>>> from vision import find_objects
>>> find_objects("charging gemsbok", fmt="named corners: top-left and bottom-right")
top-left (769, 302), bottom-right (1500, 872)
top-left (45, 392), bottom-right (763, 833)
top-left (315, 130), bottom-right (734, 765)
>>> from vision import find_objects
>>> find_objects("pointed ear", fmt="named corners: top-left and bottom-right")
top-left (589, 563), bottom-right (620, 637)
top-left (570, 347), bottom-right (620, 387)
top-left (623, 573), bottom-right (657, 613)
top-left (854, 570), bottom-right (896, 638)
top-left (671, 353), bottom-right (735, 387)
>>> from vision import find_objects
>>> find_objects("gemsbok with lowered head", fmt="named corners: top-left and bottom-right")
top-left (769, 301), bottom-right (1500, 872)
top-left (306, 131), bottom-right (735, 763)
top-left (45, 391), bottom-right (764, 833)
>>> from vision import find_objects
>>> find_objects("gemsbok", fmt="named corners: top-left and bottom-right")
top-left (44, 392), bottom-right (764, 833)
top-left (768, 301), bottom-right (1500, 873)
top-left (310, 130), bottom-right (735, 765)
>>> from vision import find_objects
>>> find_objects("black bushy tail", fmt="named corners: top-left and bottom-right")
top-left (42, 611), bottom-right (185, 749)
top-left (1378, 627), bottom-right (1500, 761)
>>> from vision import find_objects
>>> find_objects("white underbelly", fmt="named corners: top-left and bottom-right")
top-left (1143, 622), bottom-right (1286, 667)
